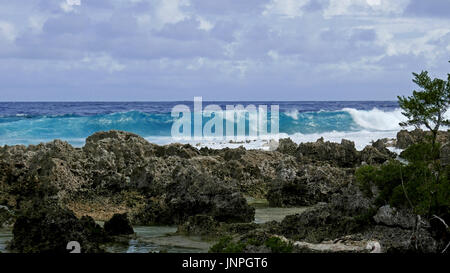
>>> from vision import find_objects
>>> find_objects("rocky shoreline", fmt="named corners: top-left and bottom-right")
top-left (0, 129), bottom-right (448, 253)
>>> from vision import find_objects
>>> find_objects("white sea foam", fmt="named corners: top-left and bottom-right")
top-left (143, 129), bottom-right (399, 151)
top-left (285, 109), bottom-right (299, 120)
top-left (343, 108), bottom-right (405, 131)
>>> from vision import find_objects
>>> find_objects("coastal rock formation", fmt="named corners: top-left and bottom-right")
top-left (0, 140), bottom-right (87, 203)
top-left (297, 138), bottom-right (360, 167)
top-left (272, 194), bottom-right (438, 253)
top-left (277, 203), bottom-right (367, 243)
top-left (273, 184), bottom-right (375, 243)
top-left (177, 215), bottom-right (221, 237)
top-left (155, 143), bottom-right (200, 159)
top-left (129, 199), bottom-right (171, 225)
top-left (165, 165), bottom-right (255, 223)
top-left (0, 130), bottom-right (262, 225)
top-left (9, 201), bottom-right (105, 253)
top-left (440, 143), bottom-right (450, 166)
top-left (396, 129), bottom-right (450, 149)
top-left (360, 146), bottom-right (392, 165)
top-left (396, 130), bottom-right (419, 149)
top-left (276, 138), bottom-right (298, 156)
top-left (104, 213), bottom-right (134, 236)
top-left (1, 130), bottom-right (447, 253)
top-left (373, 205), bottom-right (416, 229)
top-left (267, 164), bottom-right (351, 207)
top-left (83, 131), bottom-right (158, 192)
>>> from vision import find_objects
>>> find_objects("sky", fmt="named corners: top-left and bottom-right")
top-left (0, 0), bottom-right (449, 101)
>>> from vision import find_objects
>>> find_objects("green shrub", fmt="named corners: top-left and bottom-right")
top-left (355, 160), bottom-right (404, 206)
top-left (356, 142), bottom-right (450, 217)
top-left (209, 236), bottom-right (295, 253)
top-left (400, 142), bottom-right (440, 162)
top-left (264, 237), bottom-right (293, 253)
top-left (209, 236), bottom-right (246, 253)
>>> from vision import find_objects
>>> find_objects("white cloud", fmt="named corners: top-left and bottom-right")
top-left (263, 0), bottom-right (310, 18)
top-left (197, 17), bottom-right (214, 31)
top-left (0, 21), bottom-right (17, 41)
top-left (366, 0), bottom-right (381, 5)
top-left (155, 0), bottom-right (190, 25)
top-left (267, 50), bottom-right (280, 60)
top-left (324, 0), bottom-right (409, 18)
top-left (81, 54), bottom-right (126, 73)
top-left (373, 18), bottom-right (450, 65)
top-left (187, 57), bottom-right (205, 70)
top-left (28, 16), bottom-right (47, 33)
top-left (60, 0), bottom-right (81, 13)
top-left (136, 0), bottom-right (191, 30)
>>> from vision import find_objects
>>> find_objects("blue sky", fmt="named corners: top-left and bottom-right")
top-left (0, 0), bottom-right (449, 101)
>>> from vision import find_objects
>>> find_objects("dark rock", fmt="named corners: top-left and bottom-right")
top-left (79, 215), bottom-right (109, 243)
top-left (177, 215), bottom-right (220, 236)
top-left (267, 164), bottom-right (351, 207)
top-left (297, 138), bottom-right (360, 167)
top-left (222, 146), bottom-right (246, 161)
top-left (361, 225), bottom-right (438, 253)
top-left (9, 201), bottom-right (104, 253)
top-left (0, 140), bottom-right (86, 202)
top-left (129, 199), bottom-right (171, 225)
top-left (0, 205), bottom-right (14, 228)
top-left (440, 142), bottom-right (450, 166)
top-left (276, 138), bottom-right (298, 156)
top-left (396, 129), bottom-right (422, 149)
top-left (360, 146), bottom-right (391, 165)
top-left (396, 129), bottom-right (449, 149)
top-left (178, 215), bottom-right (259, 238)
top-left (373, 205), bottom-right (416, 229)
top-left (155, 143), bottom-right (199, 159)
top-left (165, 165), bottom-right (255, 224)
top-left (276, 184), bottom-right (375, 243)
top-left (83, 130), bottom-right (157, 192)
top-left (104, 213), bottom-right (134, 236)
top-left (372, 138), bottom-right (394, 151)
top-left (329, 184), bottom-right (375, 215)
top-left (278, 204), bottom-right (367, 243)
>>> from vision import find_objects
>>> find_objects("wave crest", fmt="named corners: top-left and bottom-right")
top-left (343, 107), bottom-right (405, 131)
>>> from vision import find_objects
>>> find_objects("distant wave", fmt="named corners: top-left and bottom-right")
top-left (285, 109), bottom-right (299, 120)
top-left (342, 107), bottom-right (405, 131)
top-left (0, 111), bottom-right (174, 146)
top-left (0, 107), bottom-right (409, 147)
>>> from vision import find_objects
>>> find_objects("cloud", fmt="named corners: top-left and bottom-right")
top-left (197, 17), bottom-right (214, 31)
top-left (404, 0), bottom-right (450, 17)
top-left (155, 0), bottom-right (190, 26)
top-left (60, 0), bottom-right (81, 13)
top-left (323, 0), bottom-right (409, 17)
top-left (80, 53), bottom-right (126, 73)
top-left (0, 0), bottom-right (449, 100)
top-left (0, 21), bottom-right (17, 41)
top-left (263, 0), bottom-right (311, 18)
top-left (189, 0), bottom-right (264, 15)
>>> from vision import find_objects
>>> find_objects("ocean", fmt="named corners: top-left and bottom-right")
top-left (0, 101), bottom-right (404, 150)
